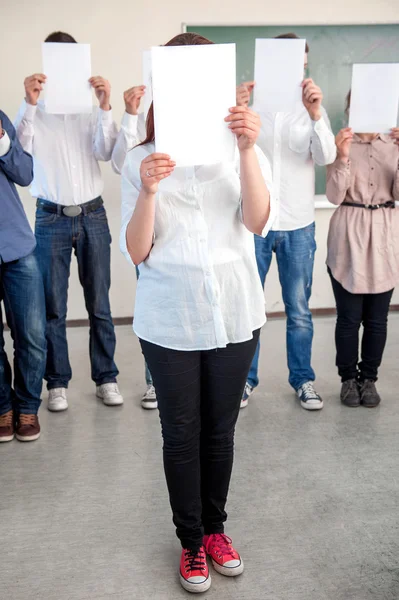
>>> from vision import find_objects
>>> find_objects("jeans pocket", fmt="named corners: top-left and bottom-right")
top-left (88, 206), bottom-right (107, 221)
top-left (35, 209), bottom-right (59, 226)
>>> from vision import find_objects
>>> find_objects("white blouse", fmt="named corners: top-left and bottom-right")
top-left (120, 143), bottom-right (276, 351)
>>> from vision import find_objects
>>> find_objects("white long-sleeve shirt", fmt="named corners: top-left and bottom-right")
top-left (14, 101), bottom-right (118, 205)
top-left (120, 143), bottom-right (276, 351)
top-left (111, 112), bottom-right (146, 175)
top-left (255, 104), bottom-right (336, 231)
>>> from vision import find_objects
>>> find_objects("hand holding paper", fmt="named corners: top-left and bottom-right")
top-left (124, 86), bottom-right (146, 116)
top-left (225, 106), bottom-right (261, 151)
top-left (89, 76), bottom-right (111, 111)
top-left (302, 78), bottom-right (323, 121)
top-left (24, 74), bottom-right (47, 106)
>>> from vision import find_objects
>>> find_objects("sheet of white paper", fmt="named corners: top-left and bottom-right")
top-left (348, 63), bottom-right (399, 133)
top-left (42, 43), bottom-right (92, 114)
top-left (151, 43), bottom-right (236, 167)
top-left (253, 38), bottom-right (306, 113)
top-left (142, 50), bottom-right (153, 120)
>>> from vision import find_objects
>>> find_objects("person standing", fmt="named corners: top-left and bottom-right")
top-left (121, 32), bottom-right (275, 594)
top-left (112, 85), bottom-right (156, 409)
top-left (238, 33), bottom-right (336, 410)
top-left (326, 98), bottom-right (399, 407)
top-left (15, 31), bottom-right (123, 412)
top-left (0, 110), bottom-right (46, 442)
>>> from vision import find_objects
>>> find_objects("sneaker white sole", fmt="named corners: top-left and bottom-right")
top-left (100, 398), bottom-right (124, 406)
top-left (211, 558), bottom-right (244, 577)
top-left (48, 403), bottom-right (68, 412)
top-left (179, 574), bottom-right (211, 593)
top-left (0, 434), bottom-right (15, 443)
top-left (240, 398), bottom-right (249, 409)
top-left (300, 400), bottom-right (324, 411)
top-left (16, 432), bottom-right (41, 442)
top-left (141, 399), bottom-right (158, 410)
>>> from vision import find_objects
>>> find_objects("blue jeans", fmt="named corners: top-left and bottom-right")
top-left (248, 223), bottom-right (316, 391)
top-left (35, 203), bottom-right (118, 389)
top-left (0, 252), bottom-right (47, 415)
top-left (135, 266), bottom-right (153, 386)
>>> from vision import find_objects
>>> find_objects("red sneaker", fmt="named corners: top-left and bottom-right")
top-left (204, 533), bottom-right (244, 576)
top-left (179, 546), bottom-right (211, 593)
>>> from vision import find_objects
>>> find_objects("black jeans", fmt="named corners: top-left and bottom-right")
top-left (329, 270), bottom-right (393, 382)
top-left (140, 330), bottom-right (260, 551)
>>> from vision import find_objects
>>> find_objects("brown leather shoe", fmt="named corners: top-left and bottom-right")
top-left (0, 410), bottom-right (15, 443)
top-left (16, 414), bottom-right (41, 442)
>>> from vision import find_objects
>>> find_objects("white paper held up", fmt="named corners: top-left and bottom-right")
top-left (348, 63), bottom-right (399, 133)
top-left (253, 38), bottom-right (306, 114)
top-left (42, 43), bottom-right (92, 114)
top-left (151, 43), bottom-right (236, 167)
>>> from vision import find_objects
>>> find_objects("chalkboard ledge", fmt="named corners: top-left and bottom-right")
top-left (315, 195), bottom-right (336, 210)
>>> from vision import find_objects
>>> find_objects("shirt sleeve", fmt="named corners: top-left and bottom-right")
top-left (310, 107), bottom-right (337, 166)
top-left (120, 149), bottom-right (143, 265)
top-left (236, 144), bottom-right (277, 238)
top-left (13, 101), bottom-right (37, 155)
top-left (93, 108), bottom-right (119, 162)
top-left (0, 111), bottom-right (34, 187)
top-left (111, 112), bottom-right (140, 174)
top-left (326, 158), bottom-right (351, 206)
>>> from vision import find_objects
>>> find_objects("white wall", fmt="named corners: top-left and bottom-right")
top-left (2, 0), bottom-right (398, 320)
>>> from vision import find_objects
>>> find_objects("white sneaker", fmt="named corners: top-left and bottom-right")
top-left (297, 381), bottom-right (323, 411)
top-left (48, 388), bottom-right (68, 412)
top-left (141, 385), bottom-right (157, 410)
top-left (96, 383), bottom-right (124, 406)
top-left (240, 382), bottom-right (254, 409)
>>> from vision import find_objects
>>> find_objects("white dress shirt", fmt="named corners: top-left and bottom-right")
top-left (112, 112), bottom-right (146, 174)
top-left (14, 101), bottom-right (118, 205)
top-left (255, 103), bottom-right (336, 231)
top-left (120, 143), bottom-right (276, 351)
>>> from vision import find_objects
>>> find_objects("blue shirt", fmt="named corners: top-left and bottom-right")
top-left (0, 110), bottom-right (35, 263)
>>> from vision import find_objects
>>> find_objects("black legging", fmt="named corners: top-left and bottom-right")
top-left (140, 330), bottom-right (259, 551)
top-left (328, 269), bottom-right (393, 382)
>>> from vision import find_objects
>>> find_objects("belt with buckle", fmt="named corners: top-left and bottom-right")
top-left (36, 196), bottom-right (103, 217)
top-left (341, 200), bottom-right (395, 210)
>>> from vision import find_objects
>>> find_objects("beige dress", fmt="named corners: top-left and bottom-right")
top-left (326, 134), bottom-right (399, 294)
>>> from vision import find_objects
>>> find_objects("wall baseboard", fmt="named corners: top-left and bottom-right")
top-left (64, 304), bottom-right (399, 328)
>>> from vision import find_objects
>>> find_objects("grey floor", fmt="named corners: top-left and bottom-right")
top-left (1, 316), bottom-right (399, 600)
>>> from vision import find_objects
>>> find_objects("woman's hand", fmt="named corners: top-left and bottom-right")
top-left (390, 128), bottom-right (399, 146)
top-left (236, 81), bottom-right (255, 107)
top-left (140, 153), bottom-right (175, 194)
top-left (336, 128), bottom-right (354, 161)
top-left (225, 106), bottom-right (261, 152)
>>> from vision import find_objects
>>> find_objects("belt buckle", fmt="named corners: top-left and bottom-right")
top-left (62, 205), bottom-right (82, 217)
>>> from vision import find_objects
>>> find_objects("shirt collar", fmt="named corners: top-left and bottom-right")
top-left (353, 133), bottom-right (391, 144)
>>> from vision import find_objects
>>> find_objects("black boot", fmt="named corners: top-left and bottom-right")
top-left (360, 380), bottom-right (381, 408)
top-left (340, 379), bottom-right (361, 407)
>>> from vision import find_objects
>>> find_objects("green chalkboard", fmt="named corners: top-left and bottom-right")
top-left (186, 24), bottom-right (399, 195)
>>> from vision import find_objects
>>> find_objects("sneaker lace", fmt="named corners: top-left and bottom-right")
top-left (103, 383), bottom-right (119, 393)
top-left (361, 380), bottom-right (376, 397)
top-left (0, 411), bottom-right (13, 426)
top-left (19, 414), bottom-right (37, 426)
top-left (205, 534), bottom-right (235, 559)
top-left (184, 548), bottom-right (207, 572)
top-left (51, 388), bottom-right (66, 399)
top-left (301, 382), bottom-right (317, 399)
top-left (346, 379), bottom-right (358, 394)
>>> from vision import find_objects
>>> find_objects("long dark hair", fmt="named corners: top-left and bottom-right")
top-left (140, 33), bottom-right (214, 146)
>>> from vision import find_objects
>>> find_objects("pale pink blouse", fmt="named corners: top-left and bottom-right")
top-left (326, 134), bottom-right (399, 294)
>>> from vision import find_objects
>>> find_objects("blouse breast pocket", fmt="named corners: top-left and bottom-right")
top-left (288, 125), bottom-right (311, 155)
